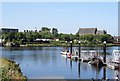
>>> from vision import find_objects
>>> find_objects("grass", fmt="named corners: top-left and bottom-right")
top-left (20, 42), bottom-right (120, 47)
top-left (0, 58), bottom-right (27, 80)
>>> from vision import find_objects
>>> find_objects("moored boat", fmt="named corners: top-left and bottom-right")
top-left (111, 50), bottom-right (120, 64)
top-left (61, 49), bottom-right (70, 55)
top-left (88, 57), bottom-right (103, 67)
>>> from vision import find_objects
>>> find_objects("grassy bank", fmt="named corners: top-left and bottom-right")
top-left (19, 42), bottom-right (120, 47)
top-left (0, 58), bottom-right (27, 80)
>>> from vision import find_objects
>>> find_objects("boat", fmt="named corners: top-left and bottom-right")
top-left (61, 48), bottom-right (78, 58)
top-left (111, 50), bottom-right (120, 64)
top-left (71, 49), bottom-right (79, 60)
top-left (61, 51), bottom-right (67, 55)
top-left (89, 50), bottom-right (97, 58)
top-left (61, 54), bottom-right (67, 58)
top-left (88, 57), bottom-right (103, 67)
top-left (61, 49), bottom-right (69, 55)
top-left (80, 50), bottom-right (98, 60)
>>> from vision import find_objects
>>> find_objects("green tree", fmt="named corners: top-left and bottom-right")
top-left (40, 31), bottom-right (52, 39)
top-left (52, 28), bottom-right (58, 38)
top-left (101, 34), bottom-right (113, 43)
top-left (3, 32), bottom-right (17, 42)
top-left (58, 33), bottom-right (69, 41)
top-left (69, 33), bottom-right (75, 41)
top-left (26, 32), bottom-right (34, 43)
top-left (16, 32), bottom-right (26, 44)
top-left (41, 27), bottom-right (51, 32)
top-left (17, 32), bottom-right (25, 40)
top-left (75, 33), bottom-right (80, 40)
top-left (84, 34), bottom-right (94, 42)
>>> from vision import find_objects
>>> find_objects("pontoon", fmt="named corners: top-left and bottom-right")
top-left (112, 50), bottom-right (120, 64)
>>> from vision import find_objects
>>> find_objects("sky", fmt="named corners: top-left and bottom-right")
top-left (1, 0), bottom-right (120, 2)
top-left (1, 1), bottom-right (119, 36)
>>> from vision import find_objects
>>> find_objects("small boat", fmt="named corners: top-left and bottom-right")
top-left (80, 50), bottom-right (98, 61)
top-left (61, 51), bottom-right (67, 55)
top-left (71, 49), bottom-right (79, 59)
top-left (111, 50), bottom-right (120, 64)
top-left (61, 49), bottom-right (70, 55)
top-left (61, 54), bottom-right (67, 58)
top-left (88, 57), bottom-right (103, 67)
top-left (60, 48), bottom-right (72, 58)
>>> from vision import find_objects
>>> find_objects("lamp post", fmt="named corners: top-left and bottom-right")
top-left (96, 40), bottom-right (98, 57)
top-left (103, 41), bottom-right (106, 80)
top-left (65, 41), bottom-right (67, 49)
top-left (103, 41), bottom-right (106, 63)
top-left (78, 41), bottom-right (81, 59)
top-left (70, 41), bottom-right (72, 54)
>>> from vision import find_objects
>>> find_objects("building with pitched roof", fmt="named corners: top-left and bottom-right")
top-left (96, 30), bottom-right (107, 35)
top-left (77, 28), bottom-right (107, 35)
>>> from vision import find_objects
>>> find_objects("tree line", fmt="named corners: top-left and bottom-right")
top-left (1, 27), bottom-right (113, 45)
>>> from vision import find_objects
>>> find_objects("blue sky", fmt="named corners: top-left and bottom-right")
top-left (1, 0), bottom-right (120, 2)
top-left (1, 2), bottom-right (118, 36)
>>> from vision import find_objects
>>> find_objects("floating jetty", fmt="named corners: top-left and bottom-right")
top-left (61, 41), bottom-right (120, 71)
top-left (81, 58), bottom-right (91, 62)
top-left (61, 51), bottom-right (120, 70)
top-left (107, 63), bottom-right (119, 70)
top-left (71, 57), bottom-right (91, 62)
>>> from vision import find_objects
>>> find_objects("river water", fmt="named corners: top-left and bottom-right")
top-left (1, 46), bottom-right (120, 79)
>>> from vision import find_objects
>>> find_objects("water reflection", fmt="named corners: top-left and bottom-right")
top-left (103, 67), bottom-right (106, 80)
top-left (70, 59), bottom-right (72, 70)
top-left (78, 61), bottom-right (80, 79)
top-left (1, 46), bottom-right (120, 79)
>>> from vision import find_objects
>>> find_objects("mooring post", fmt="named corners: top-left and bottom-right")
top-left (70, 41), bottom-right (72, 54)
top-left (103, 41), bottom-right (106, 64)
top-left (78, 41), bottom-right (81, 59)
top-left (103, 66), bottom-right (106, 80)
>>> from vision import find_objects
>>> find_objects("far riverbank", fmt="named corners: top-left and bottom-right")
top-left (20, 43), bottom-right (120, 47)
top-left (2, 41), bottom-right (120, 47)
